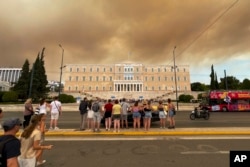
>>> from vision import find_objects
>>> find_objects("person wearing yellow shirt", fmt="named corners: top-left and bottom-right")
top-left (112, 100), bottom-right (122, 133)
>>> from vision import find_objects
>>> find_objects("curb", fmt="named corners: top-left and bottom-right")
top-left (4, 130), bottom-right (249, 137)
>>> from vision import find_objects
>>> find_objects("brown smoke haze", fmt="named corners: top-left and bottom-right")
top-left (0, 0), bottom-right (249, 82)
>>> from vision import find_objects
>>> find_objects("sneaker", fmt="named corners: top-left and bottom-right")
top-left (54, 127), bottom-right (60, 130)
top-left (37, 160), bottom-right (46, 166)
top-left (49, 127), bottom-right (53, 131)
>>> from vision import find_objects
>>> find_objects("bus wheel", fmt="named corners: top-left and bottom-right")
top-left (222, 107), bottom-right (228, 112)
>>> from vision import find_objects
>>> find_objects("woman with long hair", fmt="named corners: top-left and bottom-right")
top-left (18, 114), bottom-right (53, 167)
top-left (132, 101), bottom-right (141, 130)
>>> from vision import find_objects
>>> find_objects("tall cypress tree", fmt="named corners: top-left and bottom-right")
top-left (30, 48), bottom-right (49, 100)
top-left (215, 72), bottom-right (219, 89)
top-left (210, 65), bottom-right (215, 90)
top-left (12, 59), bottom-right (30, 99)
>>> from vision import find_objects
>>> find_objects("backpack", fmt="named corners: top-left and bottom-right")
top-left (0, 135), bottom-right (16, 165)
top-left (92, 102), bottom-right (100, 112)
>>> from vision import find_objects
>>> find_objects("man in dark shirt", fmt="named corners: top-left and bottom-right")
top-left (79, 97), bottom-right (88, 130)
top-left (0, 118), bottom-right (22, 167)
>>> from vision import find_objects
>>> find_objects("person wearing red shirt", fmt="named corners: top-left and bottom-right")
top-left (104, 99), bottom-right (113, 131)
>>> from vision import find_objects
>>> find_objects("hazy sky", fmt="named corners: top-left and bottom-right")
top-left (0, 0), bottom-right (249, 84)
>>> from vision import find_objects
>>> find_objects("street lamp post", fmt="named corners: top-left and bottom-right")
top-left (59, 44), bottom-right (64, 97)
top-left (173, 46), bottom-right (179, 110)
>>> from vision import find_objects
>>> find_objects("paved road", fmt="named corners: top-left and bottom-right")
top-left (41, 137), bottom-right (250, 167)
top-left (2, 111), bottom-right (250, 129)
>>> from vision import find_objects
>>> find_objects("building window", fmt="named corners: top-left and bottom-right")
top-left (90, 76), bottom-right (92, 81)
top-left (89, 87), bottom-right (91, 91)
top-left (145, 86), bottom-right (147, 91)
top-left (103, 87), bottom-right (105, 91)
top-left (159, 86), bottom-right (161, 90)
top-left (110, 76), bottom-right (112, 81)
top-left (164, 68), bottom-right (167, 72)
top-left (184, 68), bottom-right (186, 72)
top-left (152, 68), bottom-right (154, 72)
top-left (145, 77), bottom-right (147, 81)
top-left (68, 87), bottom-right (71, 91)
top-left (145, 68), bottom-right (147, 72)
top-left (177, 68), bottom-right (179, 72)
top-left (110, 86), bottom-right (112, 91)
top-left (83, 68), bottom-right (86, 72)
top-left (184, 76), bottom-right (187, 81)
top-left (178, 76), bottom-right (180, 81)
top-left (70, 68), bottom-right (72, 72)
top-left (152, 76), bottom-right (154, 81)
top-left (97, 68), bottom-right (99, 72)
top-left (96, 76), bottom-right (99, 81)
top-left (76, 76), bottom-right (78, 81)
top-left (82, 76), bottom-right (85, 81)
top-left (69, 76), bottom-right (72, 81)
top-left (76, 68), bottom-right (79, 72)
top-left (119, 68), bottom-right (121, 72)
top-left (90, 68), bottom-right (92, 72)
top-left (137, 68), bottom-right (139, 72)
top-left (96, 86), bottom-right (98, 91)
top-left (171, 77), bottom-right (174, 81)
top-left (165, 86), bottom-right (167, 90)
top-left (152, 86), bottom-right (154, 91)
top-left (103, 76), bottom-right (105, 81)
top-left (158, 76), bottom-right (160, 81)
top-left (75, 86), bottom-right (78, 91)
top-left (110, 68), bottom-right (112, 72)
top-left (158, 68), bottom-right (160, 72)
top-left (104, 68), bottom-right (106, 72)
top-left (165, 77), bottom-right (167, 81)
top-left (137, 76), bottom-right (139, 80)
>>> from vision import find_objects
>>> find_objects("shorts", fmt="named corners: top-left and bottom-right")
top-left (168, 110), bottom-right (174, 117)
top-left (159, 111), bottom-right (166, 119)
top-left (121, 114), bottom-right (128, 120)
top-left (87, 110), bottom-right (94, 119)
top-left (144, 111), bottom-right (152, 118)
top-left (18, 157), bottom-right (36, 167)
top-left (133, 112), bottom-right (141, 118)
top-left (51, 112), bottom-right (59, 120)
top-left (112, 114), bottom-right (121, 120)
top-left (104, 111), bottom-right (112, 118)
top-left (93, 112), bottom-right (101, 123)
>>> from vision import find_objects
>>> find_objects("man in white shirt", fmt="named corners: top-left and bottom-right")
top-left (49, 96), bottom-right (62, 130)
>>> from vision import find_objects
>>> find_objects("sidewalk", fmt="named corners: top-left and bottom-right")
top-left (1, 127), bottom-right (249, 137)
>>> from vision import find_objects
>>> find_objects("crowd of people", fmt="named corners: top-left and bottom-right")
top-left (0, 96), bottom-right (176, 167)
top-left (78, 97), bottom-right (176, 132)
top-left (0, 96), bottom-right (60, 167)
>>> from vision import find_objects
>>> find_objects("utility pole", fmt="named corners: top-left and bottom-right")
top-left (59, 44), bottom-right (64, 97)
top-left (173, 46), bottom-right (178, 110)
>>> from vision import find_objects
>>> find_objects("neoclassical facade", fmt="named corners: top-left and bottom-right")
top-left (64, 62), bottom-right (191, 99)
top-left (0, 68), bottom-right (22, 83)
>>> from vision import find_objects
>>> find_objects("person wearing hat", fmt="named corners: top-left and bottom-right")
top-left (0, 118), bottom-right (22, 167)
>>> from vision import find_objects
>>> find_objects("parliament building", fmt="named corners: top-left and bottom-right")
top-left (63, 62), bottom-right (191, 100)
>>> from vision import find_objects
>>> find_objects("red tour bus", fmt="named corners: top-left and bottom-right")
top-left (202, 90), bottom-right (250, 112)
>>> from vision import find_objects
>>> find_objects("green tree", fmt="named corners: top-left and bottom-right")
top-left (12, 59), bottom-right (30, 99)
top-left (29, 48), bottom-right (49, 100)
top-left (210, 65), bottom-right (215, 90)
top-left (219, 76), bottom-right (240, 90)
top-left (191, 82), bottom-right (207, 91)
top-left (179, 94), bottom-right (194, 103)
top-left (240, 79), bottom-right (250, 90)
top-left (215, 72), bottom-right (219, 89)
top-left (2, 91), bottom-right (18, 102)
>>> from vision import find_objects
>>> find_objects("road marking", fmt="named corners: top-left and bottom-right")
top-left (181, 151), bottom-right (229, 154)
